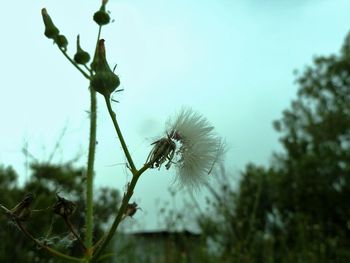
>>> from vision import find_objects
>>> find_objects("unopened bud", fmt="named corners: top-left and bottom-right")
top-left (74, 35), bottom-right (90, 64)
top-left (56, 35), bottom-right (68, 51)
top-left (93, 0), bottom-right (110, 26)
top-left (41, 8), bottom-right (60, 40)
top-left (90, 39), bottom-right (120, 97)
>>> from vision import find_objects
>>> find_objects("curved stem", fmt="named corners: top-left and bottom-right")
top-left (85, 88), bottom-right (97, 254)
top-left (16, 220), bottom-right (82, 262)
top-left (91, 171), bottom-right (140, 261)
top-left (138, 162), bottom-right (152, 176)
top-left (58, 47), bottom-right (90, 79)
top-left (103, 95), bottom-right (137, 173)
top-left (91, 163), bottom-right (150, 261)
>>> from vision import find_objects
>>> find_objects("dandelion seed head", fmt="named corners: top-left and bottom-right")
top-left (166, 108), bottom-right (225, 189)
top-left (146, 107), bottom-right (225, 189)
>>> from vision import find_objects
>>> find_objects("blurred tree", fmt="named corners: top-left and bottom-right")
top-left (199, 32), bottom-right (350, 262)
top-left (0, 162), bottom-right (120, 262)
top-left (271, 30), bottom-right (350, 262)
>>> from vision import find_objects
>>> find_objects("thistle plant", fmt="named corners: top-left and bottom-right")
top-left (0, 1), bottom-right (224, 262)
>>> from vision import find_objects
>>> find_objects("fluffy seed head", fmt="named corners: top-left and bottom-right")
top-left (147, 108), bottom-right (225, 189)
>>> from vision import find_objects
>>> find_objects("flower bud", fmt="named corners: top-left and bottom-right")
top-left (74, 35), bottom-right (90, 64)
top-left (90, 39), bottom-right (120, 97)
top-left (56, 34), bottom-right (68, 51)
top-left (93, 0), bottom-right (110, 26)
top-left (41, 8), bottom-right (60, 39)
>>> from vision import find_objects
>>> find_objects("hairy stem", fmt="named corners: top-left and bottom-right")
top-left (103, 95), bottom-right (137, 173)
top-left (91, 171), bottom-right (140, 260)
top-left (85, 88), bottom-right (97, 254)
top-left (91, 154), bottom-right (151, 260)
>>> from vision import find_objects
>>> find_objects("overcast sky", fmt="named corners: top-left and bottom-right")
top-left (0, 0), bottom-right (349, 231)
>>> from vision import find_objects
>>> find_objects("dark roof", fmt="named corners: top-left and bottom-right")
top-left (128, 230), bottom-right (201, 238)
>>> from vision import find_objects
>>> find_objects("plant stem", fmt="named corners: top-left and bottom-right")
top-left (83, 25), bottom-right (102, 261)
top-left (84, 64), bottom-right (93, 75)
top-left (58, 47), bottom-right (90, 79)
top-left (86, 88), bottom-right (97, 254)
top-left (91, 171), bottom-right (141, 261)
top-left (16, 219), bottom-right (82, 262)
top-left (90, 98), bottom-right (153, 261)
top-left (103, 95), bottom-right (137, 173)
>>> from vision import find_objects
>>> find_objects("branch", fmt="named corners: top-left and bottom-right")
top-left (103, 95), bottom-right (137, 173)
top-left (15, 219), bottom-right (82, 262)
top-left (58, 47), bottom-right (90, 80)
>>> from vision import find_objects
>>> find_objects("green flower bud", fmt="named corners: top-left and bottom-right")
top-left (90, 39), bottom-right (120, 97)
top-left (74, 35), bottom-right (90, 64)
top-left (91, 71), bottom-right (120, 96)
top-left (56, 34), bottom-right (68, 51)
top-left (93, 0), bottom-right (110, 26)
top-left (41, 8), bottom-right (60, 39)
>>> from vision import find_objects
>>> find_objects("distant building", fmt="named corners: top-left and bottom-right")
top-left (114, 230), bottom-right (204, 263)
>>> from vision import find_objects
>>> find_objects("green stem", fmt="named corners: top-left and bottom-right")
top-left (103, 95), bottom-right (137, 173)
top-left (83, 25), bottom-right (103, 262)
top-left (89, 96), bottom-right (153, 261)
top-left (86, 88), bottom-right (97, 253)
top-left (16, 219), bottom-right (82, 262)
top-left (96, 26), bottom-right (102, 50)
top-left (91, 159), bottom-right (151, 260)
top-left (91, 171), bottom-right (141, 261)
top-left (58, 47), bottom-right (90, 79)
top-left (83, 64), bottom-right (92, 75)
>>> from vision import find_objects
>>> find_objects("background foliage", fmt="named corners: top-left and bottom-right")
top-left (198, 32), bottom-right (350, 263)
top-left (0, 161), bottom-right (119, 262)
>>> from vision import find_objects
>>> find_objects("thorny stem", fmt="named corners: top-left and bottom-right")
top-left (58, 47), bottom-right (90, 80)
top-left (103, 95), bottom-right (137, 173)
top-left (90, 99), bottom-right (153, 261)
top-left (51, 19), bottom-right (151, 262)
top-left (85, 88), bottom-right (97, 254)
top-left (85, 25), bottom-right (102, 257)
top-left (90, 94), bottom-right (153, 261)
top-left (15, 219), bottom-right (82, 262)
top-left (92, 165), bottom-right (151, 261)
top-left (64, 217), bottom-right (87, 252)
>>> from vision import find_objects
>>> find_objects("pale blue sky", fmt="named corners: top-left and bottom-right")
top-left (0, 0), bottom-right (349, 230)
